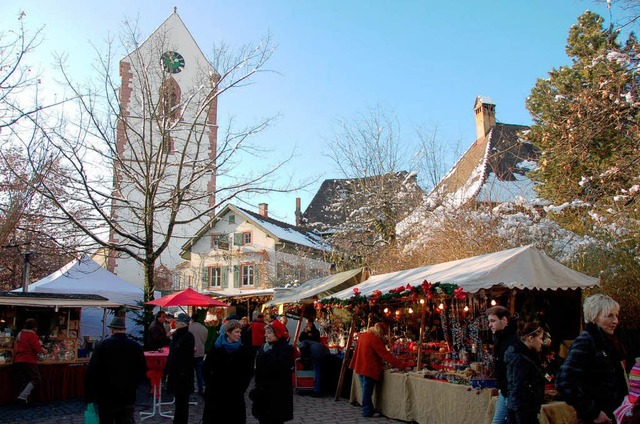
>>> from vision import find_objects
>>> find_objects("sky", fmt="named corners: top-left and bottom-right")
top-left (7, 0), bottom-right (613, 224)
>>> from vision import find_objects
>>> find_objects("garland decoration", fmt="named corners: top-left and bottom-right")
top-left (319, 280), bottom-right (464, 309)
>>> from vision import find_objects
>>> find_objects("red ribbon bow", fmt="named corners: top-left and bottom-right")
top-left (454, 287), bottom-right (467, 300)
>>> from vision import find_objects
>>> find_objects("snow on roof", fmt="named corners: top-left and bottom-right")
top-left (238, 208), bottom-right (328, 251)
top-left (475, 171), bottom-right (537, 203)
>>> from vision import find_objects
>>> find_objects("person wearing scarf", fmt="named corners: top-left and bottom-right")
top-left (556, 294), bottom-right (628, 423)
top-left (251, 319), bottom-right (294, 424)
top-left (202, 319), bottom-right (252, 424)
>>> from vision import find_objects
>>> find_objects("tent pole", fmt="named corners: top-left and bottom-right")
top-left (335, 318), bottom-right (357, 401)
top-left (101, 308), bottom-right (107, 339)
top-left (416, 306), bottom-right (427, 371)
top-left (292, 308), bottom-right (303, 348)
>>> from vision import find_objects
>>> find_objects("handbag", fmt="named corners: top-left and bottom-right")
top-left (84, 403), bottom-right (99, 424)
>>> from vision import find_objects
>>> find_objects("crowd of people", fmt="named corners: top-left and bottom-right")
top-left (83, 311), bottom-right (295, 424)
top-left (13, 292), bottom-right (640, 424)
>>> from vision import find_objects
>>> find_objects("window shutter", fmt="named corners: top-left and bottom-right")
top-left (254, 265), bottom-right (260, 288)
top-left (233, 265), bottom-right (240, 288)
top-left (222, 266), bottom-right (229, 288)
top-left (201, 266), bottom-right (209, 290)
top-left (234, 233), bottom-right (243, 246)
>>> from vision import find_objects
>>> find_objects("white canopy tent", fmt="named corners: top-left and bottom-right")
top-left (15, 255), bottom-right (144, 338)
top-left (333, 245), bottom-right (599, 299)
top-left (264, 267), bottom-right (367, 307)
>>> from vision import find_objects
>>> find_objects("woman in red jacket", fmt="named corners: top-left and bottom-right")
top-left (349, 322), bottom-right (404, 417)
top-left (15, 318), bottom-right (45, 404)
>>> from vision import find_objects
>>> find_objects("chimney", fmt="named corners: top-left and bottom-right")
top-left (295, 197), bottom-right (302, 226)
top-left (474, 96), bottom-right (496, 140)
top-left (258, 203), bottom-right (268, 218)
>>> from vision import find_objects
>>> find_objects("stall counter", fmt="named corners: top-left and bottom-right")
top-left (350, 370), bottom-right (574, 424)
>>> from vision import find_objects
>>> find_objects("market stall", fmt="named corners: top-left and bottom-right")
top-left (0, 292), bottom-right (122, 404)
top-left (20, 255), bottom-right (144, 338)
top-left (324, 245), bottom-right (596, 423)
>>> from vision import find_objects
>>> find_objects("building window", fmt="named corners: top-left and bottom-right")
top-left (209, 266), bottom-right (222, 288)
top-left (211, 234), bottom-right (220, 249)
top-left (242, 232), bottom-right (252, 245)
top-left (228, 214), bottom-right (235, 224)
top-left (241, 264), bottom-right (255, 286)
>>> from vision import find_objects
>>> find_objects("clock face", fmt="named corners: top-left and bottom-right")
top-left (160, 51), bottom-right (185, 74)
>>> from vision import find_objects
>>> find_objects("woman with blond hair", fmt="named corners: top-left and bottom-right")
top-left (349, 322), bottom-right (405, 417)
top-left (556, 294), bottom-right (628, 423)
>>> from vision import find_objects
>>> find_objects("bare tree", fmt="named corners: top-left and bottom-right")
top-left (414, 123), bottom-right (461, 192)
top-left (22, 18), bottom-right (297, 318)
top-left (0, 12), bottom-right (82, 286)
top-left (322, 106), bottom-right (423, 269)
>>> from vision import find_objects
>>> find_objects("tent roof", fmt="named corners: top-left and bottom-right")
top-left (0, 292), bottom-right (119, 308)
top-left (333, 245), bottom-right (599, 299)
top-left (20, 255), bottom-right (143, 306)
top-left (265, 267), bottom-right (367, 307)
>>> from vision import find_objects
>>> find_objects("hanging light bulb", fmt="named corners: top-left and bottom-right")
top-left (395, 309), bottom-right (401, 316)
top-left (463, 305), bottom-right (469, 312)
top-left (408, 308), bottom-right (414, 314)
top-left (419, 299), bottom-right (425, 305)
top-left (438, 303), bottom-right (444, 310)
top-left (490, 300), bottom-right (497, 306)
top-left (383, 307), bottom-right (389, 314)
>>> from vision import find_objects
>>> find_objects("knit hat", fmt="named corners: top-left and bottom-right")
top-left (629, 358), bottom-right (640, 403)
top-left (108, 317), bottom-right (126, 330)
top-left (225, 313), bottom-right (239, 321)
top-left (267, 319), bottom-right (289, 340)
top-left (176, 313), bottom-right (191, 325)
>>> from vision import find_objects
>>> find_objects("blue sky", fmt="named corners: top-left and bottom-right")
top-left (9, 0), bottom-right (610, 223)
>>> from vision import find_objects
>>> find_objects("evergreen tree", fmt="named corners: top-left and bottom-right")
top-left (526, 11), bottom-right (640, 235)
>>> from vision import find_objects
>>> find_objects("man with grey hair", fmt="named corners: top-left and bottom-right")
top-left (85, 316), bottom-right (147, 423)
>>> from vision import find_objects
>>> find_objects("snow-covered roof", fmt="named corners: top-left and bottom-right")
top-left (182, 204), bottom-right (329, 256)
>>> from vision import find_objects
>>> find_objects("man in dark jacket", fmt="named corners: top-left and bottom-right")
top-left (486, 305), bottom-right (519, 424)
top-left (165, 313), bottom-right (195, 424)
top-left (148, 311), bottom-right (170, 351)
top-left (85, 316), bottom-right (147, 424)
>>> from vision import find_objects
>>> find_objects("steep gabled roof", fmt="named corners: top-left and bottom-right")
top-left (181, 204), bottom-right (328, 259)
top-left (301, 171), bottom-right (424, 232)
top-left (424, 123), bottom-right (536, 209)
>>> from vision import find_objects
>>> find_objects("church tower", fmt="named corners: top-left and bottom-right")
top-left (107, 11), bottom-right (218, 288)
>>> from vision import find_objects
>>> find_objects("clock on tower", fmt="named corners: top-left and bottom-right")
top-left (160, 51), bottom-right (185, 74)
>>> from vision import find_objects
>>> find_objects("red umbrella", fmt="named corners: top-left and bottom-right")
top-left (145, 287), bottom-right (229, 307)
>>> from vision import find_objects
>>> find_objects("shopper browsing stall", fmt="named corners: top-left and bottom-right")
top-left (14, 318), bottom-right (45, 405)
top-left (349, 322), bottom-right (405, 418)
top-left (504, 321), bottom-right (546, 424)
top-left (486, 305), bottom-right (519, 424)
top-left (556, 294), bottom-right (628, 424)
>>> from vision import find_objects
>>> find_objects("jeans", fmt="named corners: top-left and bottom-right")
top-left (359, 375), bottom-right (377, 417)
top-left (194, 356), bottom-right (204, 392)
top-left (492, 392), bottom-right (508, 424)
top-left (299, 340), bottom-right (329, 393)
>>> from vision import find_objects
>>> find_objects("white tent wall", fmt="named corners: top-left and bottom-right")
top-left (17, 255), bottom-right (145, 341)
top-left (80, 307), bottom-right (143, 340)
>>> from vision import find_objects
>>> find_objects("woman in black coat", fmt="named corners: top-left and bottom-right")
top-left (202, 320), bottom-right (253, 424)
top-left (251, 319), bottom-right (294, 424)
top-left (164, 313), bottom-right (195, 424)
top-left (505, 321), bottom-right (546, 424)
top-left (556, 294), bottom-right (628, 423)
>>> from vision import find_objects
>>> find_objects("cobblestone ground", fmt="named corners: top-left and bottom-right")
top-left (0, 383), bottom-right (408, 424)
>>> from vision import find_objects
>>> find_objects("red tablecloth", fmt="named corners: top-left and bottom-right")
top-left (0, 362), bottom-right (88, 405)
top-left (144, 351), bottom-right (168, 398)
